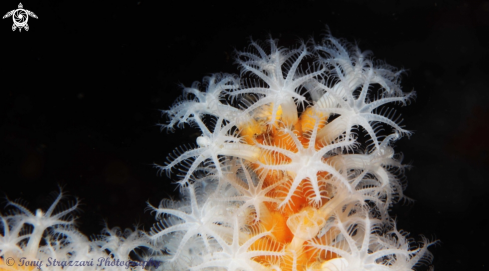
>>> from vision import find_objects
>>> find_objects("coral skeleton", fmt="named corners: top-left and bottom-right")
top-left (0, 31), bottom-right (434, 270)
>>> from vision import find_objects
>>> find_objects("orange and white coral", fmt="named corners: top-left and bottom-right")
top-left (0, 31), bottom-right (434, 271)
top-left (152, 31), bottom-right (434, 271)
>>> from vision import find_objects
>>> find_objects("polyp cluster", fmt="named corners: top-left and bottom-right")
top-left (152, 32), bottom-right (434, 270)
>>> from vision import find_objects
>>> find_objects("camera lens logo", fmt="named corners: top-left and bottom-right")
top-left (3, 3), bottom-right (38, 32)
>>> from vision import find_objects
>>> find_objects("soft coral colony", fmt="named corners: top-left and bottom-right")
top-left (0, 31), bottom-right (434, 271)
top-left (153, 31), bottom-right (434, 270)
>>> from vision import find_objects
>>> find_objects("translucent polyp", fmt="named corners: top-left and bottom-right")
top-left (286, 206), bottom-right (326, 240)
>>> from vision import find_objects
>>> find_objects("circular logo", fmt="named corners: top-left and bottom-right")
top-left (2, 3), bottom-right (38, 32)
top-left (13, 9), bottom-right (28, 27)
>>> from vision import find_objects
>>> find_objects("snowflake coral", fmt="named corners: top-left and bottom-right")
top-left (153, 30), bottom-right (434, 271)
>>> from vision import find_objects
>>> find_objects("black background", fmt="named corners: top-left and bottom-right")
top-left (1, 0), bottom-right (488, 270)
